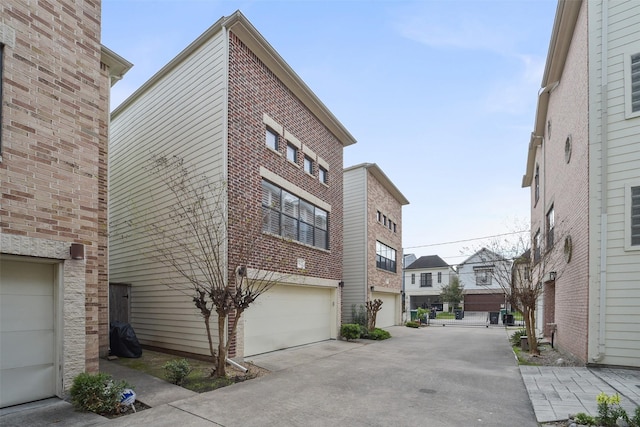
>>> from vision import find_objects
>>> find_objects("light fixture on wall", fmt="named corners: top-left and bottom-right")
top-left (549, 271), bottom-right (557, 281)
top-left (70, 243), bottom-right (84, 260)
top-left (338, 281), bottom-right (344, 288)
top-left (370, 285), bottom-right (374, 292)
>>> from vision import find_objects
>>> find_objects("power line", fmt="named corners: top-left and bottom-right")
top-left (404, 230), bottom-right (529, 250)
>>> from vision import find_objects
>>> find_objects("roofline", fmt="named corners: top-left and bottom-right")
top-left (110, 11), bottom-right (357, 147)
top-left (100, 45), bottom-right (133, 87)
top-left (522, 0), bottom-right (582, 187)
top-left (345, 163), bottom-right (410, 205)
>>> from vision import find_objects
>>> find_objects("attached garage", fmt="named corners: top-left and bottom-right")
top-left (0, 258), bottom-right (57, 408)
top-left (372, 292), bottom-right (398, 328)
top-left (244, 284), bottom-right (335, 356)
top-left (464, 292), bottom-right (505, 312)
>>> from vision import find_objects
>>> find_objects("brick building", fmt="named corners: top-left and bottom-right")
top-left (0, 1), bottom-right (130, 407)
top-left (522, 0), bottom-right (640, 367)
top-left (109, 11), bottom-right (356, 358)
top-left (342, 163), bottom-right (409, 326)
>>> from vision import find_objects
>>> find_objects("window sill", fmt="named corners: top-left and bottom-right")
top-left (262, 231), bottom-right (330, 253)
top-left (267, 147), bottom-right (281, 156)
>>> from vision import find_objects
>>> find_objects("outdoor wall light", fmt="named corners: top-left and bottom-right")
top-left (70, 243), bottom-right (84, 260)
top-left (549, 271), bottom-right (557, 281)
top-left (338, 281), bottom-right (344, 288)
top-left (370, 285), bottom-right (375, 292)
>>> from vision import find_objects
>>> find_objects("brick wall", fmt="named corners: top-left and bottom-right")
top-left (367, 170), bottom-right (403, 294)
top-left (0, 0), bottom-right (110, 373)
top-left (532, 2), bottom-right (589, 362)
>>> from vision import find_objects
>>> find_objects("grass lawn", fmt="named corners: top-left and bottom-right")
top-left (111, 349), bottom-right (265, 393)
top-left (436, 312), bottom-right (455, 319)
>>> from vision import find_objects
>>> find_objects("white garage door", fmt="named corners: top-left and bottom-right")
top-left (0, 258), bottom-right (56, 408)
top-left (372, 292), bottom-right (397, 328)
top-left (244, 285), bottom-right (332, 356)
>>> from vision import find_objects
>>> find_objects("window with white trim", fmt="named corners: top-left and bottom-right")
top-left (286, 143), bottom-right (297, 163)
top-left (411, 273), bottom-right (415, 284)
top-left (437, 272), bottom-right (442, 283)
top-left (474, 267), bottom-right (493, 286)
top-left (631, 186), bottom-right (640, 246)
top-left (318, 166), bottom-right (328, 184)
top-left (625, 51), bottom-right (640, 118)
top-left (303, 156), bottom-right (313, 174)
top-left (546, 205), bottom-right (555, 248)
top-left (420, 272), bottom-right (432, 287)
top-left (262, 179), bottom-right (328, 249)
top-left (534, 229), bottom-right (541, 263)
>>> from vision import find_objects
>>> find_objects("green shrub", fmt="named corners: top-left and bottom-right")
top-left (405, 321), bottom-right (420, 328)
top-left (416, 307), bottom-right (429, 322)
top-left (164, 359), bottom-right (192, 385)
top-left (70, 372), bottom-right (131, 415)
top-left (573, 412), bottom-right (596, 426)
top-left (358, 324), bottom-right (370, 339)
top-left (510, 329), bottom-right (527, 347)
top-left (340, 323), bottom-right (361, 341)
top-left (368, 328), bottom-right (391, 340)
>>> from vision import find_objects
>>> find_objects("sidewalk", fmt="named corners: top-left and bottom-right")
top-left (521, 365), bottom-right (640, 423)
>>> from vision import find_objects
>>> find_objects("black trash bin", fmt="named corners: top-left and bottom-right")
top-left (454, 309), bottom-right (464, 320)
top-left (489, 312), bottom-right (499, 324)
top-left (505, 314), bottom-right (515, 326)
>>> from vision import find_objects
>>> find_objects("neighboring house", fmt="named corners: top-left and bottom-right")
top-left (522, 0), bottom-right (640, 367)
top-left (109, 11), bottom-right (356, 359)
top-left (457, 248), bottom-right (510, 312)
top-left (342, 163), bottom-right (409, 327)
top-left (0, 1), bottom-right (130, 408)
top-left (403, 255), bottom-right (455, 312)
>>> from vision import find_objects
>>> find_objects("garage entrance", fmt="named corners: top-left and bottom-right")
top-left (372, 292), bottom-right (398, 327)
top-left (0, 258), bottom-right (57, 408)
top-left (244, 285), bottom-right (334, 356)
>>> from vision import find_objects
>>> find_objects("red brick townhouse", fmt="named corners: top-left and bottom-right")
top-left (522, 0), bottom-right (640, 367)
top-left (109, 11), bottom-right (356, 359)
top-left (0, 1), bottom-right (131, 407)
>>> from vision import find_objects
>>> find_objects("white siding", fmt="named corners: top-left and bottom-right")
top-left (109, 30), bottom-right (228, 357)
top-left (588, 0), bottom-right (640, 367)
top-left (342, 167), bottom-right (367, 322)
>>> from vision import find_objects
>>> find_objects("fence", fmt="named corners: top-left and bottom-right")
top-left (421, 311), bottom-right (525, 328)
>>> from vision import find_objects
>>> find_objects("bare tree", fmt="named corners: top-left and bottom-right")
top-left (365, 299), bottom-right (383, 331)
top-left (474, 227), bottom-right (567, 355)
top-left (132, 155), bottom-right (283, 377)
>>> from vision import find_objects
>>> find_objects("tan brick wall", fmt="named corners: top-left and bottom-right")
top-left (367, 171), bottom-right (403, 296)
top-left (0, 0), bottom-right (110, 376)
top-left (531, 2), bottom-right (589, 362)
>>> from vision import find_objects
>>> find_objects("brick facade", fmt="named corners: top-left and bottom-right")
top-left (1, 0), bottom-right (112, 392)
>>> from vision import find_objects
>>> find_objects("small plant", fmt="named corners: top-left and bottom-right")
top-left (163, 358), bottom-right (192, 386)
top-left (351, 304), bottom-right (367, 328)
top-left (70, 372), bottom-right (131, 415)
top-left (405, 321), bottom-right (420, 328)
top-left (340, 323), bottom-right (361, 341)
top-left (573, 412), bottom-right (596, 426)
top-left (416, 307), bottom-right (429, 323)
top-left (367, 328), bottom-right (391, 340)
top-left (510, 329), bottom-right (527, 347)
top-left (596, 392), bottom-right (630, 427)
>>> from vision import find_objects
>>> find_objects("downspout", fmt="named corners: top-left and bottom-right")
top-left (594, 0), bottom-right (608, 363)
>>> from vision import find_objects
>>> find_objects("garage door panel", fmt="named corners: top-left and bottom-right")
top-left (0, 365), bottom-right (55, 408)
top-left (0, 259), bottom-right (56, 408)
top-left (245, 285), bottom-right (332, 356)
top-left (373, 292), bottom-right (397, 328)
top-left (1, 330), bottom-right (55, 369)
top-left (1, 295), bottom-right (54, 331)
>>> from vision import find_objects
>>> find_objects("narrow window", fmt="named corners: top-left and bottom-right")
top-left (437, 272), bottom-right (442, 283)
top-left (266, 128), bottom-right (278, 151)
top-left (534, 230), bottom-right (541, 263)
top-left (534, 164), bottom-right (540, 204)
top-left (376, 211), bottom-right (381, 222)
top-left (319, 166), bottom-right (328, 184)
top-left (411, 273), bottom-right (415, 284)
top-left (303, 156), bottom-right (313, 174)
top-left (286, 143), bottom-right (298, 163)
top-left (383, 215), bottom-right (387, 226)
top-left (393, 223), bottom-right (397, 233)
top-left (631, 186), bottom-right (640, 246)
top-left (631, 53), bottom-right (640, 113)
top-left (546, 205), bottom-right (555, 248)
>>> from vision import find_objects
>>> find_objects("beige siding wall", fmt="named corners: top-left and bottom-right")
top-left (0, 0), bottom-right (110, 385)
top-left (588, 0), bottom-right (640, 367)
top-left (342, 167), bottom-right (367, 323)
top-left (109, 31), bottom-right (227, 356)
top-left (534, 0), bottom-right (589, 363)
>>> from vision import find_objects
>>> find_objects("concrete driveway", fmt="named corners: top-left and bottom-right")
top-left (107, 325), bottom-right (537, 427)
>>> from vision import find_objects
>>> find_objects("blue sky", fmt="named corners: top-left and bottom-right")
top-left (102, 0), bottom-right (557, 265)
